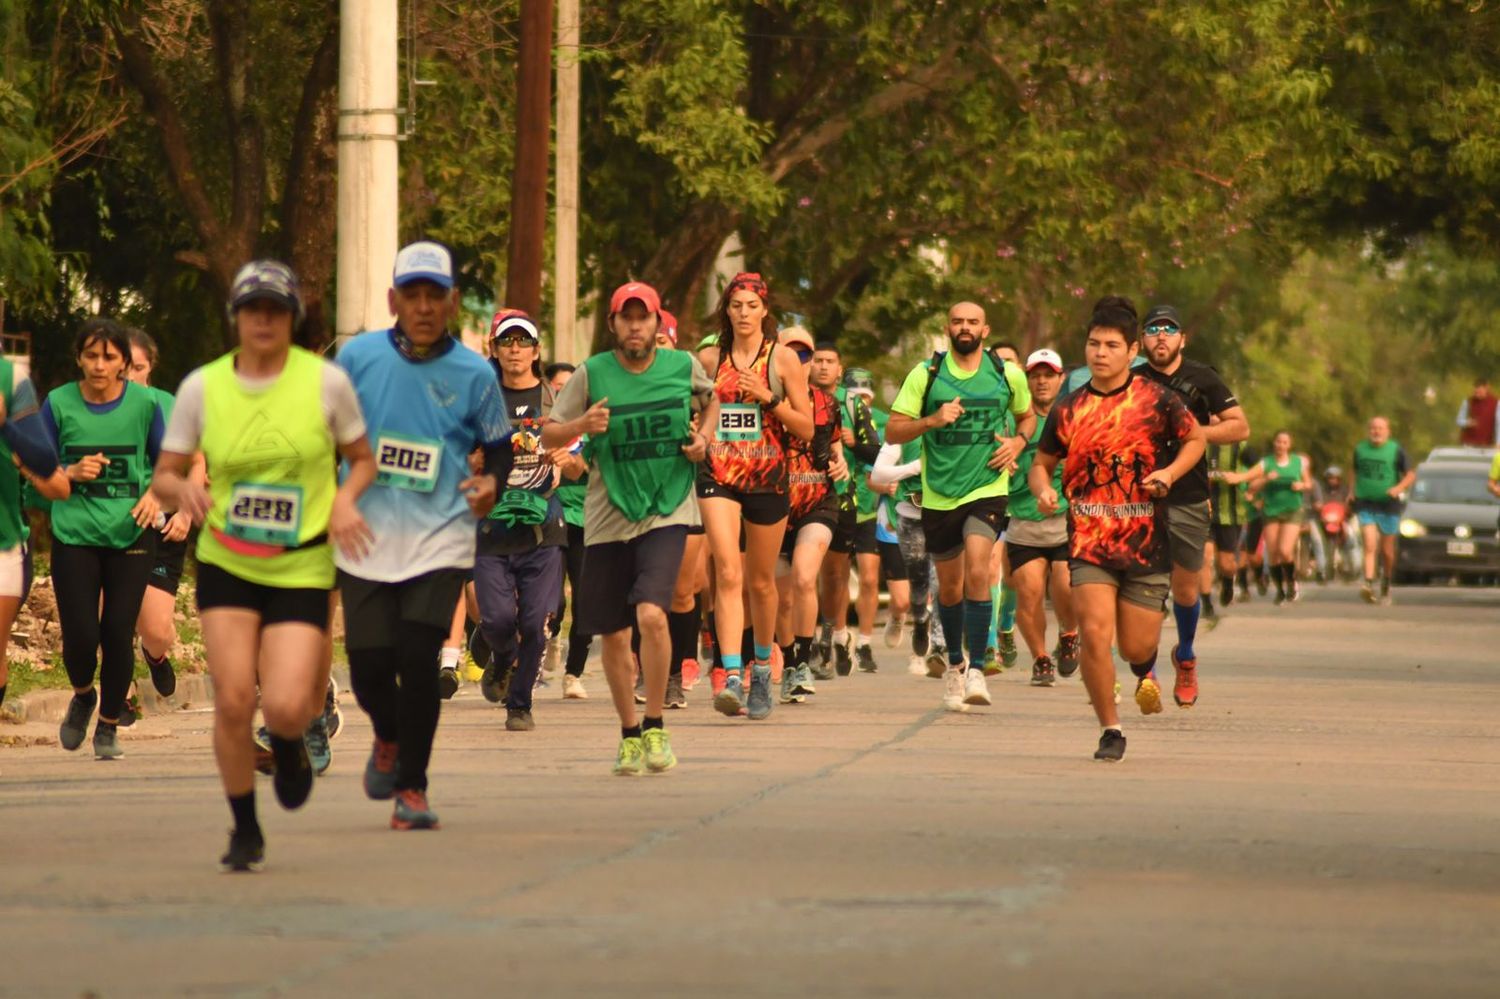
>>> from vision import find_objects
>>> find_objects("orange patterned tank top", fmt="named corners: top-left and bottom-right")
top-left (708, 336), bottom-right (788, 495)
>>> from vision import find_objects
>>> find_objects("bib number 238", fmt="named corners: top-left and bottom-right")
top-left (717, 403), bottom-right (762, 443)
top-left (226, 483), bottom-right (303, 547)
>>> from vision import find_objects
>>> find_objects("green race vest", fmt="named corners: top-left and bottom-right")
top-left (0, 358), bottom-right (25, 550)
top-left (196, 348), bottom-right (337, 588)
top-left (48, 380), bottom-right (156, 549)
top-left (880, 438), bottom-right (923, 523)
top-left (853, 408), bottom-right (888, 521)
top-left (1259, 453), bottom-right (1304, 518)
top-left (1353, 439), bottom-right (1401, 503)
top-left (584, 349), bottom-right (696, 521)
top-left (1007, 418), bottom-right (1066, 523)
top-left (1209, 443), bottom-right (1253, 526)
top-left (920, 354), bottom-right (1011, 505)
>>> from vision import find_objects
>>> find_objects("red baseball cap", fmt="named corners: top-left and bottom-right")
top-left (659, 309), bottom-right (679, 345)
top-left (609, 281), bottom-right (661, 316)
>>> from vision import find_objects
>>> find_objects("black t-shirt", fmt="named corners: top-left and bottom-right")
top-left (477, 381), bottom-right (567, 554)
top-left (1140, 359), bottom-right (1237, 504)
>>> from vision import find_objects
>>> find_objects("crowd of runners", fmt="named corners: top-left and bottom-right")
top-left (0, 242), bottom-right (1432, 872)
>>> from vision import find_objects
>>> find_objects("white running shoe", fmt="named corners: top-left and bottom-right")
top-left (943, 667), bottom-right (967, 712)
top-left (563, 674), bottom-right (588, 700)
top-left (883, 613), bottom-right (905, 649)
top-left (907, 655), bottom-right (927, 676)
top-left (543, 635), bottom-right (563, 674)
top-left (963, 668), bottom-right (992, 706)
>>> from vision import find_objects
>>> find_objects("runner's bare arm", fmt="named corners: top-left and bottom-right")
top-left (330, 436), bottom-right (377, 561)
top-left (1030, 450), bottom-right (1061, 515)
top-left (1203, 404), bottom-right (1249, 445)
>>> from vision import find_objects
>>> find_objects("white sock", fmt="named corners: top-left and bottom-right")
top-left (833, 629), bottom-right (850, 647)
top-left (440, 647), bottom-right (460, 671)
top-left (1103, 724), bottom-right (1122, 734)
top-left (857, 633), bottom-right (873, 649)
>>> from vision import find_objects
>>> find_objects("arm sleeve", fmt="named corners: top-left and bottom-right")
top-left (1036, 405), bottom-right (1066, 458)
top-left (160, 372), bottom-right (206, 454)
top-left (869, 443), bottom-right (907, 487)
top-left (321, 364), bottom-right (368, 445)
top-left (1005, 362), bottom-right (1032, 415)
top-left (849, 397), bottom-right (882, 465)
top-left (889, 365), bottom-right (929, 419)
top-left (549, 363), bottom-right (589, 424)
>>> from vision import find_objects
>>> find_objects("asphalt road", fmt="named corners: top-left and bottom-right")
top-left (2, 582), bottom-right (1498, 998)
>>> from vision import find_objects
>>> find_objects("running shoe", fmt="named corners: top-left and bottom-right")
top-left (963, 668), bottom-right (992, 706)
top-left (634, 665), bottom-right (646, 705)
top-left (272, 738), bottom-right (314, 810)
top-left (253, 726), bottom-right (275, 775)
top-left (118, 692), bottom-right (139, 728)
top-left (942, 667), bottom-right (967, 712)
top-left (1202, 603), bottom-right (1220, 631)
top-left (543, 634), bottom-right (563, 674)
top-left (143, 646), bottom-right (176, 697)
top-left (1055, 632), bottom-right (1081, 678)
top-left (907, 655), bottom-right (927, 676)
top-left (391, 789), bottom-right (440, 830)
top-left (699, 625), bottom-right (716, 664)
top-left (305, 716), bottom-right (331, 775)
top-left (982, 646), bottom-right (1001, 677)
top-left (911, 613), bottom-right (931, 657)
top-left (884, 614), bottom-right (904, 649)
top-left (779, 667), bottom-right (800, 705)
top-left (710, 667), bottom-right (728, 697)
top-left (791, 664), bottom-right (816, 697)
top-left (1170, 645), bottom-right (1198, 708)
top-left (1255, 570), bottom-right (1269, 596)
top-left (93, 722), bottom-right (123, 760)
top-left (681, 658), bottom-right (700, 691)
top-left (1134, 671), bottom-right (1164, 715)
top-left (856, 643), bottom-right (877, 674)
top-left (220, 827), bottom-right (265, 873)
top-left (505, 708), bottom-right (535, 732)
top-left (747, 664), bottom-right (773, 720)
top-left (926, 648), bottom-right (948, 679)
top-left (665, 674), bottom-right (687, 709)
top-left (1093, 728), bottom-right (1126, 762)
top-left (1379, 584), bottom-right (1392, 606)
top-left (323, 678), bottom-right (343, 740)
top-left (642, 727), bottom-right (677, 773)
top-left (713, 671), bottom-right (744, 716)
top-left (1360, 580), bottom-right (1375, 604)
top-left (816, 620), bottom-right (833, 667)
top-left (999, 630), bottom-right (1018, 670)
top-left (833, 637), bottom-right (853, 677)
top-left (534, 670), bottom-right (550, 690)
top-left (479, 664), bottom-right (505, 704)
top-left (363, 738), bottom-right (398, 800)
top-left (438, 666), bottom-right (460, 700)
top-left (563, 674), bottom-right (588, 699)
top-left (1030, 655), bottom-right (1057, 687)
top-left (613, 735), bottom-right (645, 776)
top-left (809, 653), bottom-right (836, 682)
top-left (460, 649), bottom-right (486, 683)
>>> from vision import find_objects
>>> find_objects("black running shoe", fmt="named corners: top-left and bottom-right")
top-left (1054, 632), bottom-right (1081, 678)
top-left (1093, 729), bottom-right (1126, 762)
top-left (59, 693), bottom-right (96, 751)
top-left (504, 707), bottom-right (535, 732)
top-left (92, 721), bottom-right (123, 760)
top-left (144, 647), bottom-right (176, 697)
top-left (911, 614), bottom-right (930, 658)
top-left (117, 692), bottom-right (139, 728)
top-left (1030, 655), bottom-right (1057, 687)
top-left (220, 827), bottom-right (265, 873)
top-left (438, 666), bottom-right (460, 700)
top-left (856, 644), bottom-right (877, 673)
top-left (834, 640), bottom-right (853, 677)
top-left (271, 738), bottom-right (314, 810)
top-left (479, 665), bottom-right (504, 704)
top-left (665, 674), bottom-right (686, 709)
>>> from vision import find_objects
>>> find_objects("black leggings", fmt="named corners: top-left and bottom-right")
top-left (348, 621), bottom-right (447, 792)
top-left (559, 524), bottom-right (592, 677)
top-left (52, 539), bottom-right (154, 720)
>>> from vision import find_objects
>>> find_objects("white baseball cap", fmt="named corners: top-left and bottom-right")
top-left (393, 241), bottom-right (454, 289)
top-left (1025, 348), bottom-right (1064, 372)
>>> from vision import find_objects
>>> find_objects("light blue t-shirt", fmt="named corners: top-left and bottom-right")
top-left (335, 329), bottom-right (511, 581)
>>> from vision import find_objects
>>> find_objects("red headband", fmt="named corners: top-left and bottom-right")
top-left (728, 272), bottom-right (769, 300)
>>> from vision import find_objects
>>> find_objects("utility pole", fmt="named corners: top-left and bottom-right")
top-left (507, 0), bottom-right (552, 319)
top-left (554, 0), bottom-right (579, 362)
top-left (336, 0), bottom-right (399, 347)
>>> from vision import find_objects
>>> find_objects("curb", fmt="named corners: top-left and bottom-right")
top-left (0, 673), bottom-right (217, 726)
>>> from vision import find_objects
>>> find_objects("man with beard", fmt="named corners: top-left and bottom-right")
top-left (1137, 305), bottom-right (1248, 710)
top-left (887, 302), bottom-right (1033, 712)
top-left (541, 282), bottom-right (715, 774)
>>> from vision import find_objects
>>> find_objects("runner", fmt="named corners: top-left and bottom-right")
top-left (124, 328), bottom-right (201, 700)
top-left (805, 342), bottom-right (852, 681)
top-left (1137, 304), bottom-right (1249, 708)
top-left (44, 319), bottom-right (169, 759)
top-left (819, 362), bottom-right (882, 676)
top-left (1002, 349), bottom-right (1078, 687)
top-left (696, 272), bottom-right (812, 720)
top-left (984, 341), bottom-right (1023, 675)
top-left (1205, 440), bottom-right (1260, 610)
top-left (1348, 415), bottom-right (1417, 605)
top-left (0, 354), bottom-right (70, 714)
top-left (886, 302), bottom-right (1033, 712)
top-left (869, 428), bottom-right (937, 677)
top-left (1030, 295), bottom-right (1203, 760)
top-left (541, 281), bottom-right (715, 772)
top-left (546, 361), bottom-right (593, 700)
top-left (335, 241), bottom-right (511, 830)
top-left (774, 327), bottom-right (845, 704)
top-left (1243, 431), bottom-right (1313, 605)
top-left (474, 310), bottom-right (565, 731)
top-left (152, 260), bottom-right (375, 870)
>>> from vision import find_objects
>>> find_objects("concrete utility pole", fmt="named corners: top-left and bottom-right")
top-left (507, 0), bottom-right (552, 319)
top-left (554, 0), bottom-right (580, 362)
top-left (336, 0), bottom-right (400, 347)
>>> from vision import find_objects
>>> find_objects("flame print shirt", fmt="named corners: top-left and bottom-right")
top-left (1037, 372), bottom-right (1196, 573)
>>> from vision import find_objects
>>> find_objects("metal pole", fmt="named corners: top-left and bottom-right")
top-left (336, 0), bottom-right (399, 347)
top-left (554, 0), bottom-right (579, 362)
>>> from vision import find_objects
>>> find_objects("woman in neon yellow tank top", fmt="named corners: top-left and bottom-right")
top-left (152, 261), bottom-right (377, 873)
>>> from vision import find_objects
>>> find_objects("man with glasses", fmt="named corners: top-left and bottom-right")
top-left (1137, 305), bottom-right (1248, 711)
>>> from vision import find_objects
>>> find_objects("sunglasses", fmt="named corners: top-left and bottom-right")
top-left (793, 346), bottom-right (814, 363)
top-left (1144, 324), bottom-right (1182, 337)
top-left (494, 335), bottom-right (536, 348)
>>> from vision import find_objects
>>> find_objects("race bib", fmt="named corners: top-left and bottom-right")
top-left (225, 483), bottom-right (303, 547)
top-left (375, 433), bottom-right (442, 493)
top-left (717, 403), bottom-right (762, 443)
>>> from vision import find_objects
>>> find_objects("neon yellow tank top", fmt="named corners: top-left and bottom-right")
top-left (195, 347), bottom-right (338, 589)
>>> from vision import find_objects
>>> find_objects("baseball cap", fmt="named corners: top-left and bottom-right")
top-left (393, 241), bottom-right (454, 289)
top-left (1025, 348), bottom-right (1064, 372)
top-left (1142, 305), bottom-right (1181, 330)
top-left (609, 281), bottom-right (661, 316)
top-left (659, 309), bottom-right (679, 346)
top-left (489, 309), bottom-right (539, 344)
top-left (230, 260), bottom-right (302, 320)
top-left (778, 325), bottom-right (814, 351)
top-left (843, 367), bottom-right (875, 397)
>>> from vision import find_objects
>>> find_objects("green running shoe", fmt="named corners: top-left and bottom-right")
top-left (614, 735), bottom-right (645, 776)
top-left (304, 715), bottom-right (331, 776)
top-left (999, 630), bottom-right (1018, 669)
top-left (642, 727), bottom-right (677, 773)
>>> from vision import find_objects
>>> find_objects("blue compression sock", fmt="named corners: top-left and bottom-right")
top-left (753, 644), bottom-right (773, 665)
top-left (937, 601), bottom-right (966, 665)
top-left (999, 586), bottom-right (1017, 633)
top-left (722, 653), bottom-right (744, 677)
top-left (1172, 600), bottom-right (1200, 661)
top-left (987, 583), bottom-right (1000, 647)
top-left (965, 599), bottom-right (993, 667)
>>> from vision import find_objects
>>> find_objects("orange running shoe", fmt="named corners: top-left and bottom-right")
top-left (1171, 645), bottom-right (1198, 708)
top-left (1134, 670), bottom-right (1164, 715)
top-left (681, 658), bottom-right (700, 691)
top-left (710, 666), bottom-right (728, 697)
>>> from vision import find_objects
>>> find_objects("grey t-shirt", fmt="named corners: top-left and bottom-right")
top-left (551, 351), bottom-right (714, 545)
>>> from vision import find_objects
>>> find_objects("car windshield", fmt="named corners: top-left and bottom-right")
top-left (1411, 472), bottom-right (1500, 505)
